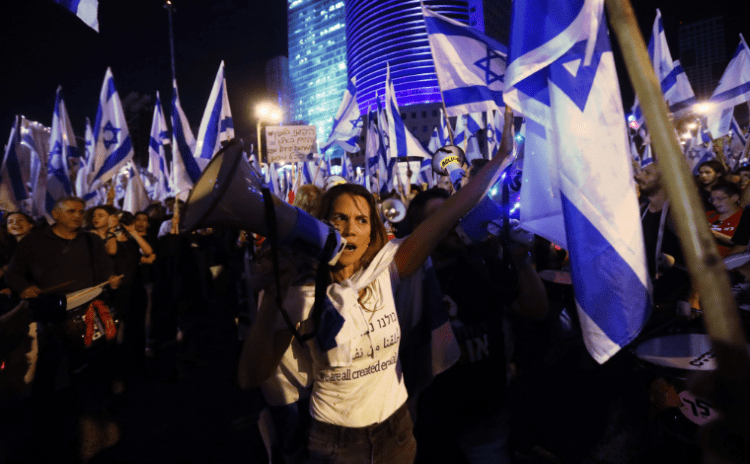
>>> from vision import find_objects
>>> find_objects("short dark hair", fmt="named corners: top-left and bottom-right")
top-left (53, 196), bottom-right (85, 212)
top-left (711, 181), bottom-right (742, 198)
top-left (406, 187), bottom-right (451, 231)
top-left (697, 160), bottom-right (726, 177)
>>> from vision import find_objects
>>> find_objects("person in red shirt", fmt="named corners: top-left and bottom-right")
top-left (707, 182), bottom-right (745, 257)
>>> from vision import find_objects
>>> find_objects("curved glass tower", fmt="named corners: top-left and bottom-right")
top-left (346, 0), bottom-right (470, 111)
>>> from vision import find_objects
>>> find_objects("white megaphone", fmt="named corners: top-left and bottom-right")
top-left (181, 139), bottom-right (346, 265)
top-left (381, 198), bottom-right (407, 223)
top-left (325, 175), bottom-right (348, 190)
top-left (432, 145), bottom-right (466, 191)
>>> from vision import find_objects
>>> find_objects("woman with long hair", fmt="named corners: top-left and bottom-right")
top-left (239, 110), bottom-right (516, 464)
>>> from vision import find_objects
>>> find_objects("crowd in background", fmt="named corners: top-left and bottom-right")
top-left (1, 150), bottom-right (749, 463)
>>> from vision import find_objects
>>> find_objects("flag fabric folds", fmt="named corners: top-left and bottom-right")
top-left (384, 65), bottom-right (431, 162)
top-left (647, 10), bottom-right (696, 114)
top-left (149, 91), bottom-right (172, 201)
top-left (76, 118), bottom-right (96, 202)
top-left (89, 68), bottom-right (134, 197)
top-left (0, 118), bottom-right (30, 212)
top-left (195, 61), bottom-right (234, 166)
top-left (22, 118), bottom-right (52, 218)
top-left (53, 0), bottom-right (99, 32)
top-left (706, 35), bottom-right (750, 138)
top-left (122, 163), bottom-right (150, 214)
top-left (505, 0), bottom-right (650, 363)
top-left (320, 77), bottom-right (363, 153)
top-left (171, 81), bottom-right (201, 197)
top-left (423, 7), bottom-right (507, 117)
top-left (46, 87), bottom-right (77, 216)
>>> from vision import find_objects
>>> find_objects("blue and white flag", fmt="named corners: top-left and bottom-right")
top-left (452, 113), bottom-right (466, 149)
top-left (505, 0), bottom-right (650, 363)
top-left (195, 61), bottom-right (234, 167)
top-left (423, 7), bottom-right (507, 117)
top-left (0, 118), bottom-right (30, 212)
top-left (149, 91), bottom-right (172, 201)
top-left (89, 68), bottom-right (134, 197)
top-left (427, 126), bottom-right (441, 154)
top-left (364, 116), bottom-right (387, 194)
top-left (384, 64), bottom-right (431, 161)
top-left (707, 35), bottom-right (750, 138)
top-left (122, 162), bottom-right (150, 214)
top-left (321, 77), bottom-right (363, 153)
top-left (171, 81), bottom-right (201, 197)
top-left (75, 117), bottom-right (96, 201)
top-left (486, 109), bottom-right (502, 159)
top-left (53, 0), bottom-right (99, 32)
top-left (46, 87), bottom-right (77, 216)
top-left (647, 10), bottom-right (695, 114)
top-left (21, 118), bottom-right (51, 218)
top-left (439, 108), bottom-right (450, 147)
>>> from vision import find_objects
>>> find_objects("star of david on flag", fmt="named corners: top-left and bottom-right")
top-left (505, 0), bottom-right (650, 363)
top-left (320, 77), bottom-right (363, 154)
top-left (149, 91), bottom-right (172, 201)
top-left (89, 68), bottom-right (134, 196)
top-left (423, 6), bottom-right (507, 117)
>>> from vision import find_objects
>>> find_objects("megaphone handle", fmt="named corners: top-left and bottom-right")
top-left (261, 188), bottom-right (318, 345)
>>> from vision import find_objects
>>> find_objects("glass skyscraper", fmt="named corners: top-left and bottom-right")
top-left (288, 0), bottom-right (348, 147)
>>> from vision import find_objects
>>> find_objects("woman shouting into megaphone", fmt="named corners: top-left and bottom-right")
top-left (239, 108), bottom-right (516, 464)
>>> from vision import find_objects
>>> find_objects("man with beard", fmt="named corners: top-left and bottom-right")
top-left (635, 161), bottom-right (690, 308)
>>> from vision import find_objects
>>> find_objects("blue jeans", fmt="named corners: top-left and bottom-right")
top-left (306, 403), bottom-right (416, 464)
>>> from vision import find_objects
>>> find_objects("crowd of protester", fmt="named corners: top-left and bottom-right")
top-left (1, 143), bottom-right (750, 463)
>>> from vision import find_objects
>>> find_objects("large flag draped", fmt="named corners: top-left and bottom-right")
top-left (171, 81), bottom-right (201, 197)
top-left (53, 0), bottom-right (99, 32)
top-left (46, 87), bottom-right (77, 216)
top-left (423, 7), bottom-right (507, 117)
top-left (195, 61), bottom-right (234, 167)
top-left (320, 77), bottom-right (363, 153)
top-left (149, 91), bottom-right (172, 201)
top-left (505, 0), bottom-right (650, 363)
top-left (706, 35), bottom-right (750, 138)
top-left (0, 118), bottom-right (30, 212)
top-left (89, 68), bottom-right (134, 197)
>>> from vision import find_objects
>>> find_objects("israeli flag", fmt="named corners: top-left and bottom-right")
top-left (75, 117), bottom-right (96, 201)
top-left (195, 61), bottom-right (234, 166)
top-left (149, 91), bottom-right (172, 201)
top-left (439, 108), bottom-right (451, 146)
top-left (486, 109), bottom-right (502, 159)
top-left (53, 0), bottom-right (98, 32)
top-left (122, 162), bottom-right (150, 214)
top-left (21, 118), bottom-right (51, 217)
top-left (423, 7), bottom-right (507, 117)
top-left (171, 81), bottom-right (201, 197)
top-left (505, 0), bottom-right (650, 363)
top-left (707, 35), bottom-right (750, 138)
top-left (321, 77), bottom-right (363, 153)
top-left (364, 116), bottom-right (387, 194)
top-left (452, 113), bottom-right (466, 149)
top-left (89, 68), bottom-right (134, 196)
top-left (384, 64), bottom-right (431, 162)
top-left (465, 112), bottom-right (484, 164)
top-left (46, 87), bottom-right (77, 216)
top-left (0, 118), bottom-right (30, 212)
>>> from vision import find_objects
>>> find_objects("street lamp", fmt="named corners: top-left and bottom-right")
top-left (255, 102), bottom-right (282, 165)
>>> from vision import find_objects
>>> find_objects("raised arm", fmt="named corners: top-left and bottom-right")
top-left (395, 107), bottom-right (516, 277)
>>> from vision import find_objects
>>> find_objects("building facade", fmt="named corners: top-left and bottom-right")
top-left (288, 0), bottom-right (348, 146)
top-left (679, 16), bottom-right (726, 100)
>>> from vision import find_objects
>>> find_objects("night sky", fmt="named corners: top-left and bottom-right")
top-left (1, 0), bottom-right (748, 149)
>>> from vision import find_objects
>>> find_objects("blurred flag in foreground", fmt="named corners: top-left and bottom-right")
top-left (53, 0), bottom-right (99, 32)
top-left (505, 0), bottom-right (650, 363)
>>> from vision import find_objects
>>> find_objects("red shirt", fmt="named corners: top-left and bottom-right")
top-left (707, 209), bottom-right (743, 257)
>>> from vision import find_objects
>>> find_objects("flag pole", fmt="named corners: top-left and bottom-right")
top-left (420, 0), bottom-right (454, 145)
top-left (606, 0), bottom-right (750, 445)
top-left (164, 0), bottom-right (177, 84)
